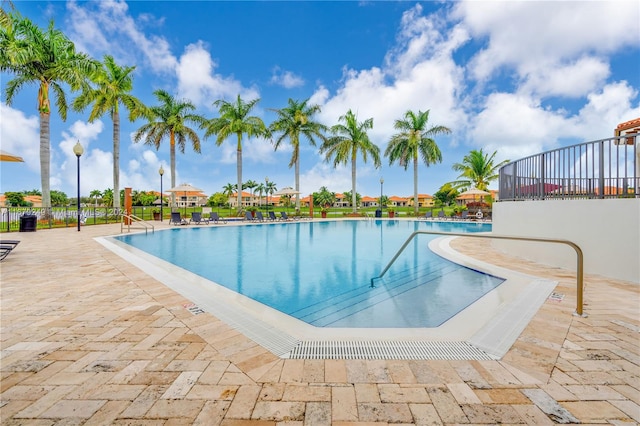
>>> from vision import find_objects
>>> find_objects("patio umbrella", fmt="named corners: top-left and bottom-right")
top-left (458, 187), bottom-right (490, 197)
top-left (273, 187), bottom-right (301, 213)
top-left (0, 150), bottom-right (24, 162)
top-left (166, 183), bottom-right (203, 216)
top-left (458, 187), bottom-right (490, 214)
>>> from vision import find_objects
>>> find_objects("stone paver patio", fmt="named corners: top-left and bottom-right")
top-left (1, 222), bottom-right (638, 425)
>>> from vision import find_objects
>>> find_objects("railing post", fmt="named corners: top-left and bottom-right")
top-left (598, 139), bottom-right (605, 199)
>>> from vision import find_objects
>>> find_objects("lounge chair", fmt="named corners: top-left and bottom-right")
top-left (460, 210), bottom-right (469, 220)
top-left (437, 210), bottom-right (446, 220)
top-left (190, 212), bottom-right (209, 225)
top-left (210, 212), bottom-right (227, 224)
top-left (420, 211), bottom-right (432, 220)
top-left (280, 211), bottom-right (297, 221)
top-left (0, 241), bottom-right (19, 261)
top-left (255, 211), bottom-right (265, 222)
top-left (0, 240), bottom-right (20, 248)
top-left (268, 211), bottom-right (278, 221)
top-left (170, 212), bottom-right (188, 225)
top-left (245, 211), bottom-right (256, 221)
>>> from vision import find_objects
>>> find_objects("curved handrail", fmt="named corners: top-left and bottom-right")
top-left (121, 214), bottom-right (155, 234)
top-left (372, 231), bottom-right (585, 317)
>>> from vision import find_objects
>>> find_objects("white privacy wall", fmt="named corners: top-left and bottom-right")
top-left (492, 198), bottom-right (639, 284)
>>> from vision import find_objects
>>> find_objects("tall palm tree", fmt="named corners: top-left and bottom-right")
top-left (270, 98), bottom-right (328, 212)
top-left (72, 55), bottom-right (146, 210)
top-left (451, 148), bottom-right (509, 191)
top-left (202, 95), bottom-right (269, 213)
top-left (385, 109), bottom-right (451, 215)
top-left (320, 110), bottom-right (381, 213)
top-left (89, 189), bottom-right (102, 207)
top-left (1, 13), bottom-right (98, 210)
top-left (133, 90), bottom-right (206, 208)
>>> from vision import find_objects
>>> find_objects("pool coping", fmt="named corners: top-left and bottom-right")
top-left (96, 226), bottom-right (557, 360)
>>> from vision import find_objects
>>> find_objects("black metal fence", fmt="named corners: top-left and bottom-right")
top-left (0, 206), bottom-right (174, 232)
top-left (498, 133), bottom-right (639, 201)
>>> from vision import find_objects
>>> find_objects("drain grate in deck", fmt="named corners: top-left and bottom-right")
top-left (288, 340), bottom-right (495, 360)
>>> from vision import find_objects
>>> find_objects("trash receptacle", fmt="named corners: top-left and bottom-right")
top-left (375, 209), bottom-right (382, 218)
top-left (19, 214), bottom-right (37, 232)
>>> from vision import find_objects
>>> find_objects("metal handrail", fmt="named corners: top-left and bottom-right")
top-left (372, 231), bottom-right (585, 317)
top-left (121, 214), bottom-right (155, 234)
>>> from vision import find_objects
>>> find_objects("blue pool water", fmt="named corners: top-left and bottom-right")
top-left (115, 220), bottom-right (503, 328)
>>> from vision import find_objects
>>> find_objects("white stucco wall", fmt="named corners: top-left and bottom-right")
top-left (492, 199), bottom-right (639, 284)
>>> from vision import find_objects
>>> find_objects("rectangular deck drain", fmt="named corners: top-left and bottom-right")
top-left (288, 341), bottom-right (494, 360)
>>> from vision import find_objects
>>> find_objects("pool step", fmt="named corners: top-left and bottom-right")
top-left (295, 263), bottom-right (461, 325)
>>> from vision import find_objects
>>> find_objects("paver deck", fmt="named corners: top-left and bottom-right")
top-left (1, 222), bottom-right (638, 425)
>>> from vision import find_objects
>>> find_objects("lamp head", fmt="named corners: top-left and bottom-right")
top-left (159, 165), bottom-right (164, 176)
top-left (380, 177), bottom-right (384, 184)
top-left (265, 176), bottom-right (269, 183)
top-left (73, 141), bottom-right (84, 157)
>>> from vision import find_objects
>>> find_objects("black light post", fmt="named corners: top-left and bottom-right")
top-left (159, 166), bottom-right (164, 222)
top-left (380, 177), bottom-right (384, 209)
top-left (73, 141), bottom-right (84, 232)
top-left (265, 176), bottom-right (269, 212)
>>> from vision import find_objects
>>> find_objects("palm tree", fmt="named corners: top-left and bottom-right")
top-left (72, 55), bottom-right (146, 210)
top-left (1, 13), bottom-right (98, 210)
top-left (202, 95), bottom-right (269, 213)
top-left (320, 110), bottom-right (381, 213)
top-left (89, 189), bottom-right (102, 207)
top-left (385, 109), bottom-right (451, 215)
top-left (265, 181), bottom-right (277, 210)
top-left (270, 98), bottom-right (328, 212)
top-left (222, 182), bottom-right (236, 213)
top-left (133, 90), bottom-right (206, 208)
top-left (102, 188), bottom-right (114, 207)
top-left (255, 182), bottom-right (266, 207)
top-left (451, 148), bottom-right (509, 191)
top-left (244, 179), bottom-right (258, 194)
top-left (314, 186), bottom-right (335, 208)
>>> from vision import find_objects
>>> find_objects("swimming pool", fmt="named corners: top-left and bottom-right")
top-left (115, 220), bottom-right (502, 328)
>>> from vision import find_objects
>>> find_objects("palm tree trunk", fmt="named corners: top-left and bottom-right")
top-left (112, 109), bottom-right (121, 210)
top-left (237, 133), bottom-right (242, 214)
top-left (40, 111), bottom-right (51, 212)
top-left (351, 153), bottom-right (357, 213)
top-left (170, 131), bottom-right (176, 209)
top-left (413, 155), bottom-right (419, 215)
top-left (295, 156), bottom-right (301, 213)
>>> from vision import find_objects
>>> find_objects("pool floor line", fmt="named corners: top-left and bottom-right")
top-left (97, 231), bottom-right (556, 360)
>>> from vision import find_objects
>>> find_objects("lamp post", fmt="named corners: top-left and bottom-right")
top-left (73, 141), bottom-right (84, 232)
top-left (265, 176), bottom-right (269, 212)
top-left (159, 166), bottom-right (164, 222)
top-left (380, 177), bottom-right (384, 210)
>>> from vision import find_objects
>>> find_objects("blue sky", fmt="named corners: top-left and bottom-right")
top-left (2, 0), bottom-right (639, 200)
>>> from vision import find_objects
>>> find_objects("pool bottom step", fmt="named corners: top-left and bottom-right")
top-left (287, 340), bottom-right (494, 360)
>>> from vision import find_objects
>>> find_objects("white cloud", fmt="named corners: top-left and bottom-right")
top-left (519, 56), bottom-right (611, 98)
top-left (176, 42), bottom-right (259, 108)
top-left (67, 0), bottom-right (177, 73)
top-left (455, 1), bottom-right (639, 90)
top-left (270, 67), bottom-right (305, 89)
top-left (312, 4), bottom-right (466, 150)
top-left (0, 103), bottom-right (40, 173)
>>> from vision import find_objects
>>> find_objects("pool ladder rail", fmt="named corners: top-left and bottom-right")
top-left (121, 213), bottom-right (155, 234)
top-left (372, 230), bottom-right (586, 317)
